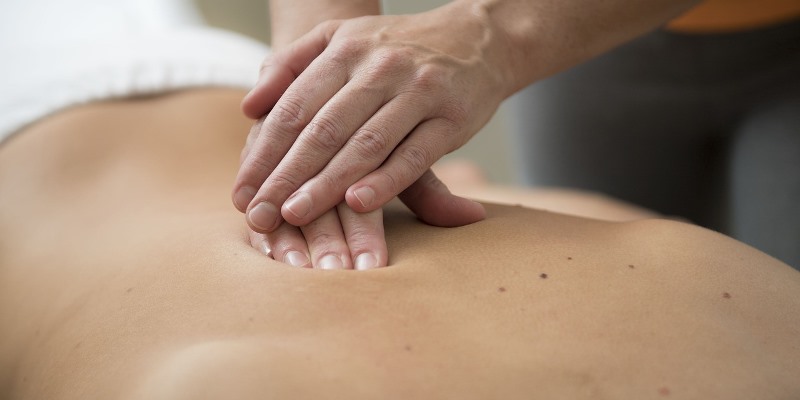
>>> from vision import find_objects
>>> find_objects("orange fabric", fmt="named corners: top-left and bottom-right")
top-left (668, 0), bottom-right (800, 32)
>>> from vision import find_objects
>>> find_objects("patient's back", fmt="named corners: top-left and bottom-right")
top-left (1, 90), bottom-right (799, 399)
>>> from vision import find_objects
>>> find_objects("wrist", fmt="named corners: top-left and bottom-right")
top-left (428, 1), bottom-right (523, 99)
top-left (451, 0), bottom-right (701, 95)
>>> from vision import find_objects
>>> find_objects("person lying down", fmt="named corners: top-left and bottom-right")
top-left (1, 89), bottom-right (799, 399)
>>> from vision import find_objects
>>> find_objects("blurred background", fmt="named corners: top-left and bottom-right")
top-left (194, 0), bottom-right (517, 184)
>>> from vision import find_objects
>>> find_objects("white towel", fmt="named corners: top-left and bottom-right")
top-left (0, 0), bottom-right (269, 143)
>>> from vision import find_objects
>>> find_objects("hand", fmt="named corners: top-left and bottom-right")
top-left (232, 2), bottom-right (510, 233)
top-left (248, 201), bottom-right (387, 270)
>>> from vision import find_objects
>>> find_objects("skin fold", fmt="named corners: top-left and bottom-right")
top-left (1, 89), bottom-right (799, 399)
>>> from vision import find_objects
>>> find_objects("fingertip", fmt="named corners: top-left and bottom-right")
top-left (458, 197), bottom-right (487, 224)
top-left (281, 192), bottom-right (315, 226)
top-left (418, 195), bottom-right (486, 227)
top-left (345, 185), bottom-right (380, 213)
top-left (317, 253), bottom-right (349, 270)
top-left (352, 186), bottom-right (376, 209)
top-left (240, 90), bottom-right (262, 119)
top-left (232, 186), bottom-right (256, 213)
top-left (336, 203), bottom-right (388, 269)
top-left (399, 169), bottom-right (486, 228)
top-left (240, 79), bottom-right (267, 119)
top-left (246, 201), bottom-right (282, 233)
top-left (354, 252), bottom-right (380, 270)
top-left (285, 250), bottom-right (312, 268)
top-left (246, 229), bottom-right (272, 258)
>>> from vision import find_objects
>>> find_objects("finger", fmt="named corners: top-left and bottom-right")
top-left (266, 222), bottom-right (312, 268)
top-left (344, 118), bottom-right (457, 213)
top-left (237, 29), bottom-right (332, 195)
top-left (239, 116), bottom-right (266, 167)
top-left (337, 203), bottom-right (387, 270)
top-left (300, 208), bottom-right (353, 270)
top-left (241, 21), bottom-right (338, 119)
top-left (237, 50), bottom-right (351, 231)
top-left (233, 21), bottom-right (344, 220)
top-left (278, 92), bottom-right (430, 226)
top-left (247, 228), bottom-right (273, 259)
top-left (233, 118), bottom-right (269, 212)
top-left (398, 169), bottom-right (486, 227)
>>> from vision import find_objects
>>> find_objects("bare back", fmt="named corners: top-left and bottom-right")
top-left (1, 90), bottom-right (798, 399)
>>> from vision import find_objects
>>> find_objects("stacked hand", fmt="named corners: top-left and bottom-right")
top-left (232, 3), bottom-right (515, 268)
top-left (229, 0), bottom-right (704, 268)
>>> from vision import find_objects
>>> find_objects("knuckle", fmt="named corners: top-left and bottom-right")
top-left (411, 64), bottom-right (448, 94)
top-left (306, 229), bottom-right (338, 246)
top-left (440, 99), bottom-right (470, 128)
top-left (352, 126), bottom-right (391, 159)
top-left (241, 153), bottom-right (275, 180)
top-left (368, 48), bottom-right (409, 77)
top-left (374, 168), bottom-right (401, 194)
top-left (329, 37), bottom-right (363, 62)
top-left (358, 49), bottom-right (413, 88)
top-left (258, 57), bottom-right (275, 75)
top-left (397, 144), bottom-right (432, 175)
top-left (303, 116), bottom-right (344, 151)
top-left (267, 170), bottom-right (302, 194)
top-left (313, 172), bottom-right (342, 194)
top-left (245, 118), bottom-right (264, 147)
top-left (299, 173), bottom-right (343, 204)
top-left (304, 232), bottom-right (347, 255)
top-left (345, 225), bottom-right (377, 248)
top-left (267, 97), bottom-right (307, 133)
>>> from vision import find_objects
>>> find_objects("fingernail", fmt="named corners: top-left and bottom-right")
top-left (355, 253), bottom-right (378, 270)
top-left (233, 186), bottom-right (256, 212)
top-left (285, 251), bottom-right (310, 267)
top-left (319, 254), bottom-right (344, 270)
top-left (353, 187), bottom-right (375, 208)
top-left (284, 192), bottom-right (312, 220)
top-left (261, 242), bottom-right (272, 258)
top-left (247, 202), bottom-right (279, 231)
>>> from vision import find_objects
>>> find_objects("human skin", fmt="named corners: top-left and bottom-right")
top-left (2, 89), bottom-right (800, 399)
top-left (239, 0), bottom-right (487, 269)
top-left (232, 0), bottom-right (700, 235)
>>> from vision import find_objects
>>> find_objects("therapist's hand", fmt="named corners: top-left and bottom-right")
top-left (248, 200), bottom-right (387, 270)
top-left (232, 2), bottom-right (511, 232)
top-left (247, 170), bottom-right (486, 269)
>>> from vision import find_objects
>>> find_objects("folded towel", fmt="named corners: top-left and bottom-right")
top-left (0, 0), bottom-right (269, 143)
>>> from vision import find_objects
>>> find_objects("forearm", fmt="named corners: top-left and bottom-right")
top-left (451, 0), bottom-right (700, 94)
top-left (268, 0), bottom-right (381, 50)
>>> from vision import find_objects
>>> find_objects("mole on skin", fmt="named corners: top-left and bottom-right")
top-left (539, 273), bottom-right (548, 279)
top-left (722, 292), bottom-right (732, 299)
top-left (498, 287), bottom-right (507, 292)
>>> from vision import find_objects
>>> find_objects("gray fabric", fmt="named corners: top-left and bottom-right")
top-left (508, 19), bottom-right (800, 268)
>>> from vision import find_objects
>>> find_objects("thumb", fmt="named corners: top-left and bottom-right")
top-left (399, 169), bottom-right (486, 227)
top-left (241, 21), bottom-right (339, 119)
